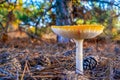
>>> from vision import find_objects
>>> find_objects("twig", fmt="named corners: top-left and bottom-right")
top-left (109, 59), bottom-right (113, 80)
top-left (20, 60), bottom-right (28, 80)
top-left (16, 69), bottom-right (19, 80)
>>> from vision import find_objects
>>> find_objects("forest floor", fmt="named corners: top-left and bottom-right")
top-left (0, 38), bottom-right (120, 80)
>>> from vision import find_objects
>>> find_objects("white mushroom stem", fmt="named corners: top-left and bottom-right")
top-left (75, 39), bottom-right (84, 74)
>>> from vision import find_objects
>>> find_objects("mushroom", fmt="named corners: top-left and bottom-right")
top-left (51, 25), bottom-right (104, 74)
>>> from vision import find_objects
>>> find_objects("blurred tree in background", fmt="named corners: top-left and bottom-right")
top-left (72, 0), bottom-right (120, 41)
top-left (0, 0), bottom-right (120, 42)
top-left (52, 0), bottom-right (120, 42)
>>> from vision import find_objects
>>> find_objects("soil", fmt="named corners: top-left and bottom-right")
top-left (0, 38), bottom-right (120, 80)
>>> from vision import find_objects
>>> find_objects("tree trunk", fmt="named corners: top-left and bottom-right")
top-left (55, 0), bottom-right (72, 42)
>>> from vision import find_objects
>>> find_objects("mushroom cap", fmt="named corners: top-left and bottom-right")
top-left (51, 25), bottom-right (104, 40)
